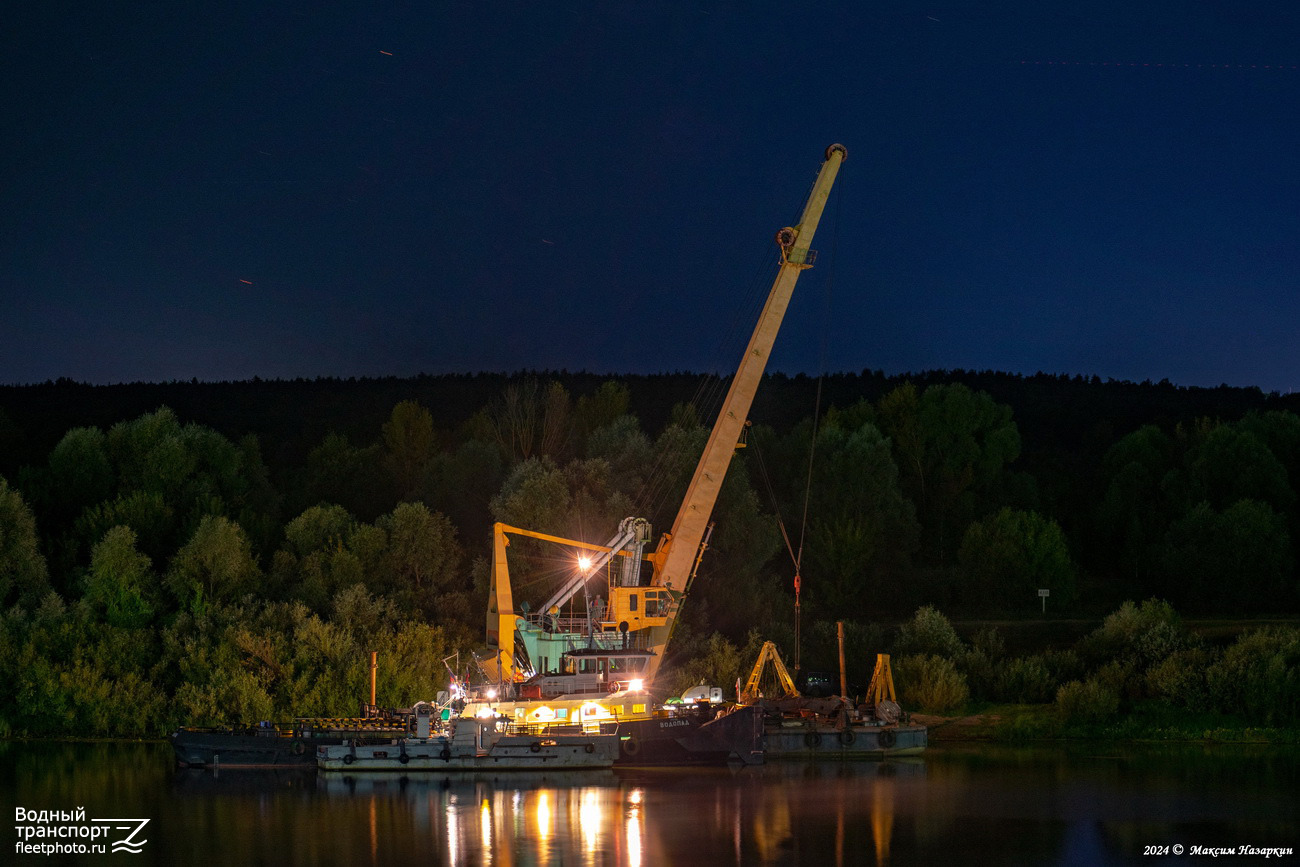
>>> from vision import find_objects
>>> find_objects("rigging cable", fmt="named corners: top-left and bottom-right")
top-left (793, 163), bottom-right (844, 671)
top-left (746, 166), bottom-right (844, 673)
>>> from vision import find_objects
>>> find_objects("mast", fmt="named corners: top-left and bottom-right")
top-left (654, 144), bottom-right (847, 593)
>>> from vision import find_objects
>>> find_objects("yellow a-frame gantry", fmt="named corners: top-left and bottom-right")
top-left (739, 641), bottom-right (800, 704)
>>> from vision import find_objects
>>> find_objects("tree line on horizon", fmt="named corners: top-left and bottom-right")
top-left (1, 371), bottom-right (1298, 735)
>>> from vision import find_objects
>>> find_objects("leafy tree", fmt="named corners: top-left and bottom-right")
top-left (275, 505), bottom-right (360, 610)
top-left (377, 501), bottom-right (461, 595)
top-left (1205, 627), bottom-right (1300, 725)
top-left (1173, 423), bottom-right (1293, 515)
top-left (694, 457), bottom-right (785, 637)
top-left (283, 504), bottom-right (354, 557)
top-left (72, 490), bottom-right (172, 568)
top-left (300, 432), bottom-right (386, 521)
top-left (575, 381), bottom-right (632, 445)
top-left (83, 526), bottom-right (155, 628)
top-left (877, 383), bottom-right (1021, 563)
top-left (1055, 677), bottom-right (1119, 724)
top-left (232, 434), bottom-right (281, 553)
top-left (1078, 599), bottom-right (1192, 671)
top-left (958, 507), bottom-right (1076, 610)
top-left (1095, 425), bottom-right (1175, 585)
top-left (1238, 410), bottom-right (1300, 491)
top-left (993, 656), bottom-right (1056, 703)
top-left (490, 456), bottom-right (572, 533)
top-left (382, 400), bottom-right (437, 501)
top-left (165, 516), bottom-right (261, 610)
top-left (1159, 499), bottom-right (1292, 613)
top-left (425, 438), bottom-right (504, 535)
top-left (0, 477), bottom-right (49, 607)
top-left (28, 408), bottom-right (279, 585)
top-left (895, 606), bottom-right (965, 659)
top-left (637, 412), bottom-right (785, 638)
top-left (46, 427), bottom-right (113, 523)
top-left (894, 654), bottom-right (969, 712)
top-left (641, 418), bottom-right (708, 526)
top-left (663, 631), bottom-right (763, 699)
top-left (1146, 646), bottom-right (1214, 711)
top-left (575, 458), bottom-right (639, 536)
top-left (585, 415), bottom-right (654, 497)
top-left (802, 421), bottom-right (918, 615)
top-left (6, 594), bottom-right (89, 733)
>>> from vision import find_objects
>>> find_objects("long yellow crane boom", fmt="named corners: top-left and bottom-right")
top-left (654, 143), bottom-right (847, 595)
top-left (481, 144), bottom-right (847, 689)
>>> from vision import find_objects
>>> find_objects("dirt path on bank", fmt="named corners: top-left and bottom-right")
top-left (910, 712), bottom-right (1001, 740)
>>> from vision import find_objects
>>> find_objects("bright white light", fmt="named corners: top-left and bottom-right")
top-left (486, 688), bottom-right (497, 699)
top-left (626, 812), bottom-right (643, 867)
top-left (626, 787), bottom-right (644, 867)
top-left (579, 788), bottom-right (602, 854)
top-left (578, 555), bottom-right (593, 571)
top-left (476, 706), bottom-right (495, 719)
top-left (446, 795), bottom-right (460, 867)
top-left (629, 679), bottom-right (644, 692)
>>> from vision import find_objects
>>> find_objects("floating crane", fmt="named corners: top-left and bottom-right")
top-left (484, 144), bottom-right (848, 691)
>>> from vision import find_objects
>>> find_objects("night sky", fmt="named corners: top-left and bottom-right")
top-left (4, 2), bottom-right (1299, 391)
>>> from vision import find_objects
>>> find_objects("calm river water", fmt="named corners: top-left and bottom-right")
top-left (3, 740), bottom-right (1297, 865)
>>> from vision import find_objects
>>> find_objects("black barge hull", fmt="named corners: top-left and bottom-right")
top-left (610, 705), bottom-right (764, 766)
top-left (170, 730), bottom-right (342, 769)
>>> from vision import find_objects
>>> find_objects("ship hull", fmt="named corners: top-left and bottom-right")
top-left (317, 733), bottom-right (620, 771)
top-left (610, 705), bottom-right (764, 766)
top-left (169, 729), bottom-right (339, 769)
top-left (761, 723), bottom-right (927, 760)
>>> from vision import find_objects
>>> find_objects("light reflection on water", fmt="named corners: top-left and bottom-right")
top-left (2, 742), bottom-right (1298, 866)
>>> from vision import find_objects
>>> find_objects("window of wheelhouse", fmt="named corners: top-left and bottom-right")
top-left (609, 655), bottom-right (646, 674)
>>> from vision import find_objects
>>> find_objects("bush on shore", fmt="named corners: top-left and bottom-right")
top-left (895, 653), bottom-right (970, 713)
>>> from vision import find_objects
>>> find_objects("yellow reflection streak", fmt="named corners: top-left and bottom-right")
top-left (369, 797), bottom-right (378, 867)
top-left (872, 776), bottom-right (894, 866)
top-left (536, 790), bottom-right (553, 848)
top-left (579, 789), bottom-right (602, 857)
top-left (481, 799), bottom-right (493, 867)
top-left (626, 788), bottom-right (644, 867)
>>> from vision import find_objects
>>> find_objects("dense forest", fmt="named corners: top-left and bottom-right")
top-left (2, 369), bottom-right (1299, 737)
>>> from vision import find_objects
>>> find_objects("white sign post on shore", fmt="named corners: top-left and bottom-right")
top-left (1038, 588), bottom-right (1050, 614)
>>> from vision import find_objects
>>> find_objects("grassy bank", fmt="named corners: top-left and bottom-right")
top-left (916, 702), bottom-right (1300, 745)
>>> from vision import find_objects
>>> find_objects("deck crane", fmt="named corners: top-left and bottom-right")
top-left (485, 144), bottom-right (847, 690)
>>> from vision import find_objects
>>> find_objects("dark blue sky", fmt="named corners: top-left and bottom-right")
top-left (4, 2), bottom-right (1299, 390)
